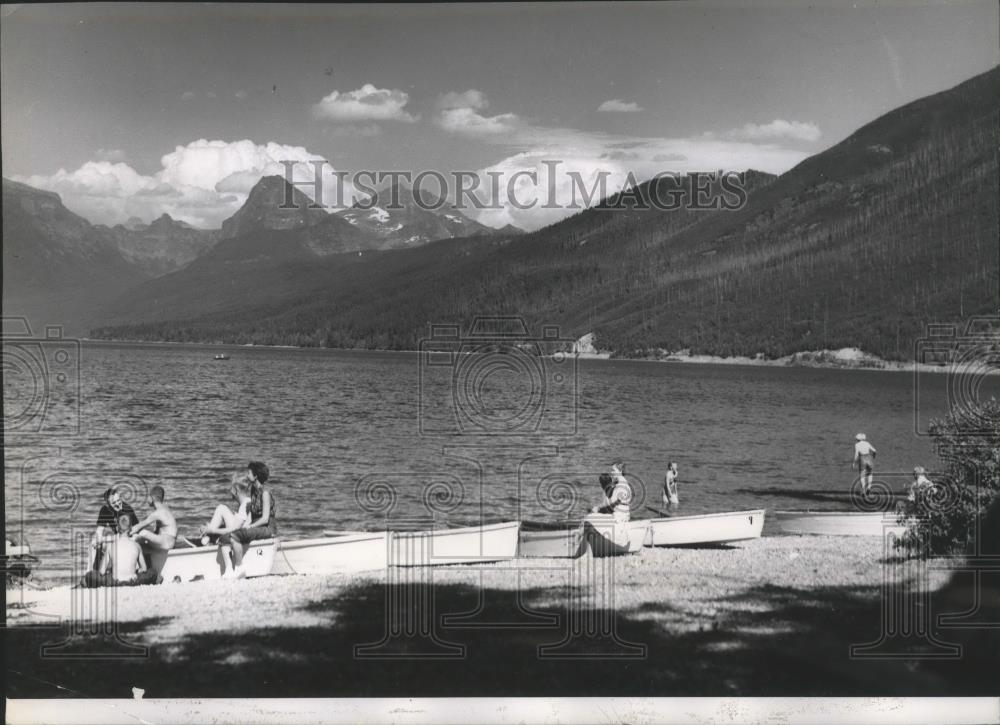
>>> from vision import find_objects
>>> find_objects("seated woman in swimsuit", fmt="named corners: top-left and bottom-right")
top-left (197, 473), bottom-right (251, 545)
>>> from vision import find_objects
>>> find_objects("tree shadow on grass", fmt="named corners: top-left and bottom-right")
top-left (5, 574), bottom-right (997, 698)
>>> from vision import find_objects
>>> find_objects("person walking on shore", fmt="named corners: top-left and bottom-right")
top-left (853, 433), bottom-right (877, 494)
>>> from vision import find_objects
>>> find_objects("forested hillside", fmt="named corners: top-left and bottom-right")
top-left (93, 68), bottom-right (999, 360)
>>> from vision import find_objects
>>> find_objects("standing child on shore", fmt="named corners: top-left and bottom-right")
top-left (663, 461), bottom-right (680, 512)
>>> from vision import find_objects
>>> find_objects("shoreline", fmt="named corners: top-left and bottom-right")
top-left (81, 337), bottom-right (968, 374)
top-left (7, 534), bottom-right (991, 697)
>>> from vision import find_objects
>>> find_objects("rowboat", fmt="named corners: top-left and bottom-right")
top-left (144, 539), bottom-right (276, 583)
top-left (213, 354), bottom-right (230, 360)
top-left (518, 521), bottom-right (586, 558)
top-left (774, 511), bottom-right (907, 537)
top-left (322, 521), bottom-right (521, 566)
top-left (270, 532), bottom-right (389, 575)
top-left (582, 515), bottom-right (650, 557)
top-left (643, 509), bottom-right (766, 547)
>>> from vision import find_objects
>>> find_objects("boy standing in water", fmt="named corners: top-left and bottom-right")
top-left (853, 433), bottom-right (877, 494)
top-left (663, 461), bottom-right (680, 512)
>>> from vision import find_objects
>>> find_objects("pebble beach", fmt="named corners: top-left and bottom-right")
top-left (8, 533), bottom-right (995, 699)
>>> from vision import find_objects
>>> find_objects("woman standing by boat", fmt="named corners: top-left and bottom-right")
top-left (219, 461), bottom-right (276, 579)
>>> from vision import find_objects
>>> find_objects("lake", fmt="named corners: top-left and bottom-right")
top-left (4, 341), bottom-right (987, 584)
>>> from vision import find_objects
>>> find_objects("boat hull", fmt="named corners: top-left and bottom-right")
top-left (774, 511), bottom-right (907, 537)
top-left (582, 515), bottom-right (649, 557)
top-left (322, 521), bottom-right (521, 566)
top-left (518, 525), bottom-right (586, 558)
top-left (146, 539), bottom-right (276, 583)
top-left (643, 509), bottom-right (766, 547)
top-left (270, 532), bottom-right (389, 575)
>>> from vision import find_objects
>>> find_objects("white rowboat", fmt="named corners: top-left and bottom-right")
top-left (270, 532), bottom-right (390, 575)
top-left (322, 521), bottom-right (521, 566)
top-left (582, 515), bottom-right (650, 557)
top-left (643, 509), bottom-right (765, 547)
top-left (518, 524), bottom-right (586, 558)
top-left (774, 511), bottom-right (907, 537)
top-left (145, 539), bottom-right (276, 583)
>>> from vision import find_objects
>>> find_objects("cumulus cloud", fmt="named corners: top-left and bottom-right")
top-left (598, 99), bottom-right (642, 113)
top-left (458, 130), bottom-right (809, 231)
top-left (312, 84), bottom-right (417, 123)
top-left (434, 89), bottom-right (520, 137)
top-left (15, 139), bottom-right (355, 228)
top-left (438, 107), bottom-right (520, 136)
top-left (727, 119), bottom-right (821, 143)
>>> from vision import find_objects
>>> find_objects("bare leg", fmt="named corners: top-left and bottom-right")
top-left (136, 530), bottom-right (176, 550)
top-left (230, 539), bottom-right (246, 567)
top-left (202, 505), bottom-right (237, 535)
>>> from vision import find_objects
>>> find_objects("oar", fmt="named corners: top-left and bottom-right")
top-left (646, 505), bottom-right (671, 517)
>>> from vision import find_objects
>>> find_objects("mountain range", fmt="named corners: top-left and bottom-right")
top-left (5, 67), bottom-right (998, 358)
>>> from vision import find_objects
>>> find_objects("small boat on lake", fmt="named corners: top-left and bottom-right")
top-left (322, 521), bottom-right (520, 566)
top-left (144, 539), bottom-right (276, 583)
top-left (518, 521), bottom-right (586, 558)
top-left (582, 514), bottom-right (650, 557)
top-left (643, 509), bottom-right (766, 547)
top-left (774, 510), bottom-right (907, 537)
top-left (213, 354), bottom-right (230, 360)
top-left (270, 531), bottom-right (389, 575)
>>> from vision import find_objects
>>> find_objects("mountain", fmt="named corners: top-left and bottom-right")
top-left (337, 183), bottom-right (495, 248)
top-left (92, 67), bottom-right (999, 359)
top-left (492, 224), bottom-right (525, 236)
top-left (2, 178), bottom-right (150, 335)
top-left (218, 175), bottom-right (332, 240)
top-left (103, 213), bottom-right (218, 277)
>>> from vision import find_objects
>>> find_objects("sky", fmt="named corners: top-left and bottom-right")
top-left (2, 1), bottom-right (997, 230)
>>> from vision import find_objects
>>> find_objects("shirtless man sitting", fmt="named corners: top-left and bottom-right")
top-left (129, 485), bottom-right (177, 551)
top-left (82, 513), bottom-right (161, 587)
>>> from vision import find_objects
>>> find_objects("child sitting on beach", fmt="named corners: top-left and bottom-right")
top-left (197, 473), bottom-right (252, 545)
